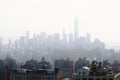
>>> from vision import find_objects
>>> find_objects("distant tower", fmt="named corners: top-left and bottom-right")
top-left (53, 33), bottom-right (60, 44)
top-left (74, 18), bottom-right (79, 43)
top-left (69, 33), bottom-right (73, 43)
top-left (86, 33), bottom-right (91, 43)
top-left (63, 28), bottom-right (65, 39)
top-left (26, 31), bottom-right (30, 40)
top-left (86, 33), bottom-right (91, 49)
top-left (62, 28), bottom-right (67, 42)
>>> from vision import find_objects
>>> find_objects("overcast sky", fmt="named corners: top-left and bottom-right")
top-left (0, 0), bottom-right (120, 49)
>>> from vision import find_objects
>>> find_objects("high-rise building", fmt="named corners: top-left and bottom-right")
top-left (62, 28), bottom-right (67, 42)
top-left (40, 32), bottom-right (47, 46)
top-left (47, 35), bottom-right (53, 46)
top-left (86, 33), bottom-right (91, 49)
top-left (53, 33), bottom-right (60, 44)
top-left (86, 33), bottom-right (91, 43)
top-left (74, 18), bottom-right (79, 43)
top-left (79, 36), bottom-right (87, 49)
top-left (69, 33), bottom-right (73, 43)
top-left (19, 36), bottom-right (26, 48)
top-left (26, 31), bottom-right (30, 40)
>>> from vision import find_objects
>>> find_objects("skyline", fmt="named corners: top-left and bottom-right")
top-left (0, 19), bottom-right (120, 50)
top-left (0, 0), bottom-right (120, 50)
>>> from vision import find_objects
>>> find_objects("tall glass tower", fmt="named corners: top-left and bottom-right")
top-left (74, 18), bottom-right (79, 43)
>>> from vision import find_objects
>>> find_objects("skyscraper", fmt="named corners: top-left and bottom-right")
top-left (62, 28), bottom-right (67, 42)
top-left (74, 18), bottom-right (79, 43)
top-left (26, 31), bottom-right (30, 40)
top-left (69, 33), bottom-right (73, 43)
top-left (53, 33), bottom-right (60, 44)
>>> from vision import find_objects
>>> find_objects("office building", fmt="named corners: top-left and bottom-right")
top-left (74, 18), bottom-right (79, 44)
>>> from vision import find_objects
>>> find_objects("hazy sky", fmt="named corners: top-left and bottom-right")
top-left (0, 0), bottom-right (120, 49)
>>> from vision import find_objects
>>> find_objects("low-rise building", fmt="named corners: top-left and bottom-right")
top-left (55, 58), bottom-right (73, 78)
top-left (72, 74), bottom-right (114, 80)
top-left (77, 67), bottom-right (90, 76)
top-left (9, 68), bottom-right (63, 80)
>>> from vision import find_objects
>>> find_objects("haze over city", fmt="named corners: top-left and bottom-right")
top-left (1, 1), bottom-right (120, 80)
top-left (0, 0), bottom-right (120, 50)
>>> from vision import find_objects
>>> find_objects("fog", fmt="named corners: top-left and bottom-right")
top-left (0, 0), bottom-right (120, 64)
top-left (0, 31), bottom-right (119, 64)
top-left (0, 0), bottom-right (120, 48)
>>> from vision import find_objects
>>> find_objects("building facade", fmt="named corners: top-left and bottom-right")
top-left (9, 68), bottom-right (63, 80)
top-left (55, 58), bottom-right (73, 78)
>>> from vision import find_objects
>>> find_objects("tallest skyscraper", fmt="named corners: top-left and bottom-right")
top-left (74, 18), bottom-right (79, 43)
